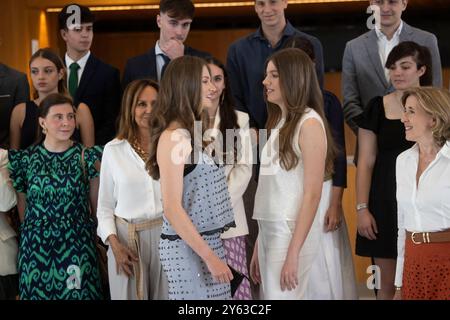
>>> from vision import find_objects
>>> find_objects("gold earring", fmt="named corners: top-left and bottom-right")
top-left (42, 127), bottom-right (47, 135)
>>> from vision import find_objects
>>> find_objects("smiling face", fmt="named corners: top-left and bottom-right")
top-left (157, 12), bottom-right (192, 44)
top-left (389, 55), bottom-right (425, 90)
top-left (207, 63), bottom-right (225, 107)
top-left (39, 103), bottom-right (76, 142)
top-left (401, 95), bottom-right (435, 143)
top-left (134, 86), bottom-right (158, 131)
top-left (263, 60), bottom-right (284, 110)
top-left (255, 0), bottom-right (287, 29)
top-left (201, 65), bottom-right (216, 110)
top-left (370, 0), bottom-right (407, 29)
top-left (30, 57), bottom-right (63, 96)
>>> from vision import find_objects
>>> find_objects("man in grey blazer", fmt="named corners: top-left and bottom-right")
top-left (0, 63), bottom-right (29, 149)
top-left (342, 0), bottom-right (442, 134)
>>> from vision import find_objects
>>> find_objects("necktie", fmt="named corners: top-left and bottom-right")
top-left (160, 54), bottom-right (171, 80)
top-left (68, 62), bottom-right (80, 98)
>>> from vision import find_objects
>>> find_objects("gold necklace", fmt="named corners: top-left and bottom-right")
top-left (130, 138), bottom-right (149, 163)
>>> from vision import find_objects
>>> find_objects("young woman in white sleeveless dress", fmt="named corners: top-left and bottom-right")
top-left (250, 48), bottom-right (341, 299)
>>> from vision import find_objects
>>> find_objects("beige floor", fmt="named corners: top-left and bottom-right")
top-left (357, 283), bottom-right (376, 300)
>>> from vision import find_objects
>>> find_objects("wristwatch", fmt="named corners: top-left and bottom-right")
top-left (356, 203), bottom-right (368, 211)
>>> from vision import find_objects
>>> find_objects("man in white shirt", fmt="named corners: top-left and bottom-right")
top-left (342, 0), bottom-right (442, 134)
top-left (59, 3), bottom-right (121, 145)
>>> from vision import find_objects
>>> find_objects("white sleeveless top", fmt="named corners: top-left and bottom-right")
top-left (253, 108), bottom-right (331, 222)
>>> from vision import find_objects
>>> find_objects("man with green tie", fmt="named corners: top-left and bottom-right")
top-left (59, 3), bottom-right (121, 145)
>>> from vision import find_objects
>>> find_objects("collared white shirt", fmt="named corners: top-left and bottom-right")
top-left (96, 139), bottom-right (163, 244)
top-left (155, 41), bottom-right (166, 81)
top-left (394, 141), bottom-right (450, 286)
top-left (65, 51), bottom-right (91, 86)
top-left (375, 21), bottom-right (403, 82)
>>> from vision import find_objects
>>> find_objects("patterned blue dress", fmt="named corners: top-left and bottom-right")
top-left (159, 151), bottom-right (235, 300)
top-left (8, 143), bottom-right (103, 300)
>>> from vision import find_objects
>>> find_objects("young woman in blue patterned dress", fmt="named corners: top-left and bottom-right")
top-left (8, 93), bottom-right (103, 299)
top-left (147, 56), bottom-right (235, 300)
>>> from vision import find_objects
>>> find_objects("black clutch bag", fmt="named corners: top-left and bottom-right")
top-left (228, 264), bottom-right (249, 297)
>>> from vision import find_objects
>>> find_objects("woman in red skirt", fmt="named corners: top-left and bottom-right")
top-left (394, 87), bottom-right (450, 300)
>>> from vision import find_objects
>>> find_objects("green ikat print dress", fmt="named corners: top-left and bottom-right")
top-left (8, 143), bottom-right (103, 300)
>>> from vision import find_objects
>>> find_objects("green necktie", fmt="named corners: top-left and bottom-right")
top-left (68, 62), bottom-right (80, 98)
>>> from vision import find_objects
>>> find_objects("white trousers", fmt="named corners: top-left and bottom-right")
top-left (108, 220), bottom-right (168, 300)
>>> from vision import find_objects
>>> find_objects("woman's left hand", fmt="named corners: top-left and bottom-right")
top-left (280, 253), bottom-right (299, 291)
top-left (324, 203), bottom-right (343, 232)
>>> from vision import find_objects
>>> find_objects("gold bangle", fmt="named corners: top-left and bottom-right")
top-left (395, 286), bottom-right (402, 291)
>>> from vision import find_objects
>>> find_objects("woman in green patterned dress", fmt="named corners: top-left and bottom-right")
top-left (8, 93), bottom-right (103, 300)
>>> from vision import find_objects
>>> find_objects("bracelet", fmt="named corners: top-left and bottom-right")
top-left (356, 203), bottom-right (368, 211)
top-left (395, 287), bottom-right (402, 291)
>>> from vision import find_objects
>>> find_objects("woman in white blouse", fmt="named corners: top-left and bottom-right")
top-left (394, 87), bottom-right (450, 300)
top-left (97, 79), bottom-right (168, 300)
top-left (204, 57), bottom-right (253, 299)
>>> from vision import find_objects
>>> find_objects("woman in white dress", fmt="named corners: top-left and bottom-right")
top-left (250, 48), bottom-right (339, 299)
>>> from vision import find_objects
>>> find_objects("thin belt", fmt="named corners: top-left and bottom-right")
top-left (115, 216), bottom-right (163, 300)
top-left (406, 229), bottom-right (450, 245)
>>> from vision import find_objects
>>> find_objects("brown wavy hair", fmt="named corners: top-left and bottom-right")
top-left (116, 79), bottom-right (159, 141)
top-left (402, 87), bottom-right (450, 147)
top-left (146, 55), bottom-right (208, 179)
top-left (265, 48), bottom-right (336, 175)
top-left (30, 48), bottom-right (67, 99)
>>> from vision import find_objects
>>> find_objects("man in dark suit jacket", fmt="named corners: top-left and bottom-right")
top-left (122, 0), bottom-right (210, 89)
top-left (0, 63), bottom-right (29, 148)
top-left (59, 4), bottom-right (121, 145)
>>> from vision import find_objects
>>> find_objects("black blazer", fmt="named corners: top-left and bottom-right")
top-left (122, 46), bottom-right (211, 89)
top-left (72, 54), bottom-right (121, 145)
top-left (0, 63), bottom-right (30, 148)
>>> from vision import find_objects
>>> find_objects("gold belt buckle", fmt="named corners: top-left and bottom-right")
top-left (411, 232), bottom-right (422, 244)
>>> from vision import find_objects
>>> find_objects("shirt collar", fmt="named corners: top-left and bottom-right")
top-left (439, 141), bottom-right (450, 159)
top-left (252, 20), bottom-right (297, 42)
top-left (406, 141), bottom-right (450, 161)
top-left (375, 20), bottom-right (403, 41)
top-left (65, 51), bottom-right (91, 69)
top-left (155, 41), bottom-right (164, 56)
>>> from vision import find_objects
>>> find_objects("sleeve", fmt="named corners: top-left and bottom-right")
top-left (426, 34), bottom-right (443, 87)
top-left (226, 44), bottom-right (253, 126)
top-left (226, 113), bottom-right (253, 208)
top-left (97, 67), bottom-right (121, 144)
top-left (324, 92), bottom-right (347, 188)
top-left (96, 145), bottom-right (117, 244)
top-left (84, 145), bottom-right (104, 180)
top-left (394, 157), bottom-right (406, 287)
top-left (356, 96), bottom-right (382, 134)
top-left (0, 150), bottom-right (17, 211)
top-left (342, 42), bottom-right (363, 134)
top-left (122, 60), bottom-right (133, 92)
top-left (7, 149), bottom-right (28, 194)
top-left (311, 36), bottom-right (325, 90)
top-left (13, 73), bottom-right (30, 106)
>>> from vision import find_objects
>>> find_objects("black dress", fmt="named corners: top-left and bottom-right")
top-left (355, 96), bottom-right (414, 259)
top-left (20, 101), bottom-right (39, 149)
